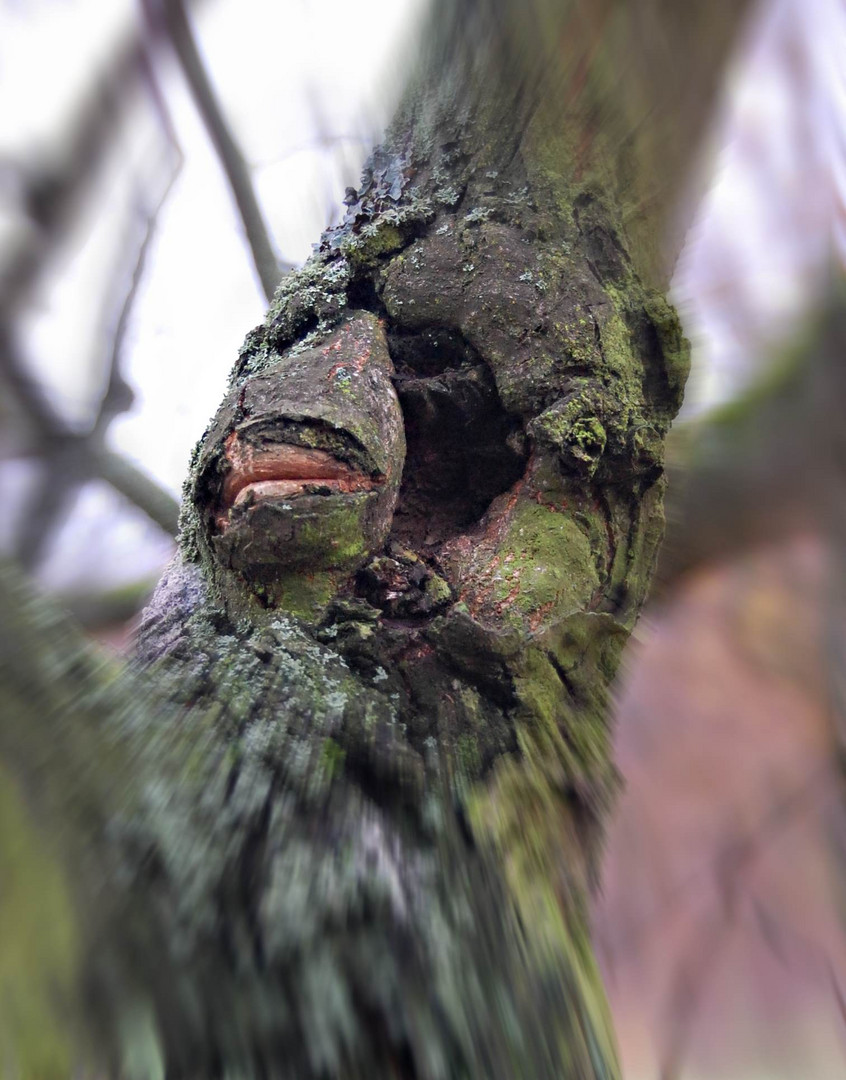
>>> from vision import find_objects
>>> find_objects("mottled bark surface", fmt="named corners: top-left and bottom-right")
top-left (127, 7), bottom-right (688, 1072)
top-left (0, 1), bottom-right (754, 1077)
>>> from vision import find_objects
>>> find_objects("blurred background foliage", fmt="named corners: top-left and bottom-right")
top-left (1, 0), bottom-right (846, 1076)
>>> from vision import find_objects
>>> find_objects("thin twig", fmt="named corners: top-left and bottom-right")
top-left (11, 166), bottom-right (186, 566)
top-left (0, 33), bottom-right (149, 317)
top-left (93, 159), bottom-right (184, 438)
top-left (1, 163), bottom-right (184, 558)
top-left (94, 449), bottom-right (179, 536)
top-left (601, 762), bottom-right (833, 960)
top-left (140, 0), bottom-right (289, 301)
top-left (92, 22), bottom-right (185, 440)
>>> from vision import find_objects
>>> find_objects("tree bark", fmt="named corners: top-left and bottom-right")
top-left (0, 1), bottom-right (753, 1076)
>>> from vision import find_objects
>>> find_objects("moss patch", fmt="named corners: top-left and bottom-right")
top-left (0, 765), bottom-right (79, 1078)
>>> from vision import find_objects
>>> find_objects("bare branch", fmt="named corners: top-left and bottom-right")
top-left (93, 158), bottom-right (184, 438)
top-left (12, 458), bottom-right (81, 571)
top-left (91, 27), bottom-right (185, 439)
top-left (0, 36), bottom-right (148, 318)
top-left (0, 324), bottom-right (69, 441)
top-left (0, 312), bottom-right (179, 553)
top-left (140, 0), bottom-right (289, 301)
top-left (0, 35), bottom-right (183, 563)
top-left (94, 449), bottom-right (179, 537)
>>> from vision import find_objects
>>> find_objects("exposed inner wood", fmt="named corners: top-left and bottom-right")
top-left (217, 433), bottom-right (380, 530)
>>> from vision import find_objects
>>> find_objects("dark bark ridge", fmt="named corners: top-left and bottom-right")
top-left (57, 8), bottom-right (691, 1077)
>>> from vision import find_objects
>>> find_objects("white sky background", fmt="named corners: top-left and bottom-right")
top-left (0, 0), bottom-right (842, 598)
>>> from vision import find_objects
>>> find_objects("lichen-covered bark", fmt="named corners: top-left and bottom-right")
top-left (0, 1), bottom-right (754, 1077)
top-left (128, 7), bottom-right (689, 1072)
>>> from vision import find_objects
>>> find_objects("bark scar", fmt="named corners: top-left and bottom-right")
top-left (216, 432), bottom-right (382, 531)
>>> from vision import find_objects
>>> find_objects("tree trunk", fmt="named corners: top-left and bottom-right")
top-left (0, 1), bottom-right (752, 1076)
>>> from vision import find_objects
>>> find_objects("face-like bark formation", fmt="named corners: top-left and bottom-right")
top-left (174, 135), bottom-right (685, 806)
top-left (126, 4), bottom-right (695, 1077)
top-left (192, 313), bottom-right (405, 610)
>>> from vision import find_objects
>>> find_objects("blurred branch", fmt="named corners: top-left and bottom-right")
top-left (93, 155), bottom-right (184, 439)
top-left (12, 454), bottom-right (81, 571)
top-left (8, 437), bottom-right (178, 571)
top-left (657, 296), bottom-right (846, 593)
top-left (656, 769), bottom-right (830, 1078)
top-left (0, 336), bottom-right (70, 571)
top-left (0, 32), bottom-right (153, 316)
top-left (0, 0), bottom-right (296, 571)
top-left (602, 762), bottom-right (831, 963)
top-left (95, 449), bottom-right (179, 536)
top-left (2, 211), bottom-right (182, 562)
top-left (0, 325), bottom-right (69, 441)
top-left (63, 574), bottom-right (162, 632)
top-left (0, 29), bottom-right (184, 565)
top-left (91, 19), bottom-right (187, 440)
top-left (140, 0), bottom-right (290, 302)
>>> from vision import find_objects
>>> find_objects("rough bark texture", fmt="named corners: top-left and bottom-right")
top-left (0, 1), bottom-right (753, 1077)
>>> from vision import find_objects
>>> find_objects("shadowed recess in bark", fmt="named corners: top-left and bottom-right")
top-left (388, 326), bottom-right (527, 550)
